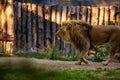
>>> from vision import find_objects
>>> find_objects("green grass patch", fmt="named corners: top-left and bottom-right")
top-left (15, 52), bottom-right (49, 59)
top-left (0, 61), bottom-right (120, 80)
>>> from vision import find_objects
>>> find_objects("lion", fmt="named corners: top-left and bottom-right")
top-left (55, 20), bottom-right (120, 65)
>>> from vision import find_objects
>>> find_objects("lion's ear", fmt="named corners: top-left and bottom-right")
top-left (66, 22), bottom-right (72, 30)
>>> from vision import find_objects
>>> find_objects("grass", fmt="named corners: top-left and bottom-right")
top-left (0, 61), bottom-right (120, 80)
top-left (14, 52), bottom-right (49, 59)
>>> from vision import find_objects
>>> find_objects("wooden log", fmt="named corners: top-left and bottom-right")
top-left (27, 3), bottom-right (32, 49)
top-left (31, 4), bottom-right (37, 47)
top-left (37, 4), bottom-right (44, 49)
top-left (13, 2), bottom-right (18, 48)
top-left (99, 7), bottom-right (104, 25)
top-left (76, 6), bottom-right (81, 20)
top-left (87, 6), bottom-right (92, 24)
top-left (67, 6), bottom-right (77, 20)
top-left (104, 7), bottom-right (110, 25)
top-left (51, 5), bottom-right (57, 43)
top-left (25, 4), bottom-right (28, 49)
top-left (70, 6), bottom-right (77, 20)
top-left (17, 2), bottom-right (22, 48)
top-left (91, 7), bottom-right (99, 25)
top-left (0, 1), bottom-right (6, 33)
top-left (44, 5), bottom-right (51, 39)
top-left (110, 6), bottom-right (116, 25)
top-left (67, 6), bottom-right (71, 20)
top-left (21, 3), bottom-right (27, 49)
top-left (56, 6), bottom-right (61, 26)
top-left (61, 6), bottom-right (67, 23)
top-left (81, 6), bottom-right (87, 22)
top-left (6, 0), bottom-right (14, 37)
top-left (44, 5), bottom-right (51, 52)
top-left (0, 0), bottom-right (14, 54)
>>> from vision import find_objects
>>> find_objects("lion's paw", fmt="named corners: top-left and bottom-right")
top-left (102, 61), bottom-right (108, 66)
top-left (75, 62), bottom-right (82, 65)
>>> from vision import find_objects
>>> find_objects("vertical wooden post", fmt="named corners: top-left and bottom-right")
top-left (81, 6), bottom-right (87, 22)
top-left (56, 6), bottom-right (61, 27)
top-left (87, 6), bottom-right (92, 24)
top-left (27, 3), bottom-right (32, 49)
top-left (13, 2), bottom-right (18, 48)
top-left (104, 7), bottom-right (109, 25)
top-left (110, 6), bottom-right (116, 25)
top-left (0, 0), bottom-right (6, 33)
top-left (91, 7), bottom-right (99, 25)
top-left (61, 6), bottom-right (67, 23)
top-left (70, 6), bottom-right (77, 20)
top-left (0, 0), bottom-right (14, 54)
top-left (37, 4), bottom-right (44, 50)
top-left (31, 4), bottom-right (37, 47)
top-left (17, 2), bottom-right (22, 48)
top-left (44, 5), bottom-right (51, 52)
top-left (6, 0), bottom-right (14, 37)
top-left (76, 6), bottom-right (81, 20)
top-left (21, 3), bottom-right (27, 49)
top-left (67, 6), bottom-right (71, 20)
top-left (51, 5), bottom-right (57, 44)
top-left (99, 7), bottom-right (104, 25)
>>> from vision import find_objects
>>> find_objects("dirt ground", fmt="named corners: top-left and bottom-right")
top-left (0, 57), bottom-right (120, 70)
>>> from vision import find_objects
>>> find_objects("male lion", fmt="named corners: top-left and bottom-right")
top-left (55, 20), bottom-right (120, 65)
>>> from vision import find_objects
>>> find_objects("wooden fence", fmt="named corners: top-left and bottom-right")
top-left (0, 0), bottom-right (14, 55)
top-left (1, 1), bottom-right (120, 54)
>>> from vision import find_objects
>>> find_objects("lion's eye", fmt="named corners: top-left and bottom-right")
top-left (60, 28), bottom-right (63, 31)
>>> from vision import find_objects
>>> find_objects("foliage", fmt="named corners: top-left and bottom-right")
top-left (48, 45), bottom-right (79, 61)
top-left (0, 61), bottom-right (120, 80)
top-left (13, 44), bottom-right (111, 62)
top-left (49, 45), bottom-right (60, 60)
top-left (70, 48), bottom-right (79, 61)
top-left (92, 43), bottom-right (110, 62)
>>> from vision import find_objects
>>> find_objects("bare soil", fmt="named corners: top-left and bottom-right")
top-left (0, 57), bottom-right (120, 70)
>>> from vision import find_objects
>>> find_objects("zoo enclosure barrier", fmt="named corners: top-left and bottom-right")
top-left (0, 1), bottom-right (120, 55)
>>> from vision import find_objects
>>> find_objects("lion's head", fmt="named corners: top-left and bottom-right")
top-left (55, 20), bottom-right (92, 41)
top-left (55, 21), bottom-right (72, 42)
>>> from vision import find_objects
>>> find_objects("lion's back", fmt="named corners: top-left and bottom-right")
top-left (91, 25), bottom-right (120, 45)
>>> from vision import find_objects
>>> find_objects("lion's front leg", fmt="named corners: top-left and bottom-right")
top-left (76, 48), bottom-right (89, 65)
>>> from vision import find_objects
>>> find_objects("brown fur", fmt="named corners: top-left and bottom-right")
top-left (55, 20), bottom-right (120, 65)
